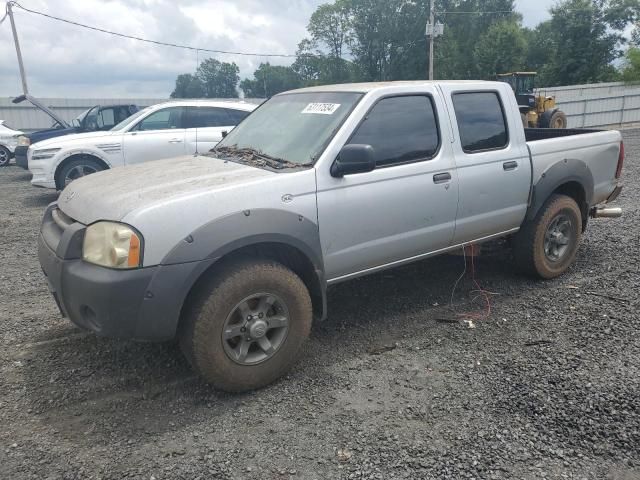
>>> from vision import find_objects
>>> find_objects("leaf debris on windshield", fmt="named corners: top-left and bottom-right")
top-left (207, 146), bottom-right (310, 170)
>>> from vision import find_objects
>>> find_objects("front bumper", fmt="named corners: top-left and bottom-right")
top-left (37, 205), bottom-right (204, 341)
top-left (14, 145), bottom-right (28, 169)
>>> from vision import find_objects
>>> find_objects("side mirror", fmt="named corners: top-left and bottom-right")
top-left (221, 130), bottom-right (228, 138)
top-left (330, 144), bottom-right (376, 178)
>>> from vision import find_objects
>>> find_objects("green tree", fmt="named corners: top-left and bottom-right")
top-left (170, 73), bottom-right (205, 98)
top-left (621, 47), bottom-right (640, 82)
top-left (434, 0), bottom-right (520, 79)
top-left (307, 2), bottom-right (353, 82)
top-left (292, 39), bottom-right (358, 86)
top-left (196, 58), bottom-right (240, 98)
top-left (240, 63), bottom-right (303, 97)
top-left (536, 0), bottom-right (639, 86)
top-left (475, 20), bottom-right (527, 78)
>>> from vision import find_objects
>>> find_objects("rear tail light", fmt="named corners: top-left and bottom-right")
top-left (615, 141), bottom-right (624, 179)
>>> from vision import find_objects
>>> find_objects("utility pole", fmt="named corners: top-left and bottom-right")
top-left (425, 1), bottom-right (444, 81)
top-left (428, 0), bottom-right (435, 80)
top-left (7, 2), bottom-right (29, 94)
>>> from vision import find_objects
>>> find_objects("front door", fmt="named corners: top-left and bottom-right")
top-left (316, 93), bottom-right (459, 282)
top-left (122, 106), bottom-right (187, 165)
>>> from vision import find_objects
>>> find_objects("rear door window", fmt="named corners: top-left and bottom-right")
top-left (224, 108), bottom-right (251, 124)
top-left (348, 95), bottom-right (440, 167)
top-left (452, 92), bottom-right (508, 153)
top-left (186, 107), bottom-right (232, 128)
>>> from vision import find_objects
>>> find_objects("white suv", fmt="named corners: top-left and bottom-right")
top-left (27, 100), bottom-right (257, 189)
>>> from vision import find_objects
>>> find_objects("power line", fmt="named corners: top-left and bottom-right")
top-left (8, 1), bottom-right (302, 58)
top-left (436, 10), bottom-right (515, 15)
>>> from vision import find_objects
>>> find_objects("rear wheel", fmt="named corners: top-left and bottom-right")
top-left (513, 194), bottom-right (582, 279)
top-left (0, 146), bottom-right (11, 167)
top-left (56, 156), bottom-right (105, 190)
top-left (179, 259), bottom-right (312, 392)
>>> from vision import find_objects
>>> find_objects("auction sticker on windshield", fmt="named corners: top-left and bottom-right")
top-left (301, 103), bottom-right (341, 115)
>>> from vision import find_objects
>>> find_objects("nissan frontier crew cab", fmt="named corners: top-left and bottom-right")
top-left (38, 81), bottom-right (624, 392)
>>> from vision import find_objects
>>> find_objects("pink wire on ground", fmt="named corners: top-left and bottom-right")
top-left (450, 244), bottom-right (495, 321)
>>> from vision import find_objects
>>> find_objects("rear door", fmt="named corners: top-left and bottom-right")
top-left (439, 85), bottom-right (531, 243)
top-left (184, 106), bottom-right (237, 154)
top-left (316, 91), bottom-right (459, 281)
top-left (122, 106), bottom-right (187, 165)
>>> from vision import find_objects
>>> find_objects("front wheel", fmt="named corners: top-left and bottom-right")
top-left (56, 157), bottom-right (105, 190)
top-left (179, 260), bottom-right (313, 392)
top-left (540, 109), bottom-right (567, 129)
top-left (513, 194), bottom-right (582, 279)
top-left (0, 146), bottom-right (11, 167)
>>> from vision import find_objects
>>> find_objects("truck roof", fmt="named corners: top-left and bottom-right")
top-left (283, 80), bottom-right (506, 95)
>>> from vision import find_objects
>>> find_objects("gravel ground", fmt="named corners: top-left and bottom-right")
top-left (0, 131), bottom-right (638, 480)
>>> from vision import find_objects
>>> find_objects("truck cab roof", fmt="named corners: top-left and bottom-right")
top-left (282, 80), bottom-right (505, 95)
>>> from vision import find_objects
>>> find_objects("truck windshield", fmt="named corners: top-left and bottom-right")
top-left (80, 106), bottom-right (100, 129)
top-left (213, 92), bottom-right (363, 166)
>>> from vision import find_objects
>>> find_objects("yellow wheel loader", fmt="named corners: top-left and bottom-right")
top-left (496, 72), bottom-right (567, 129)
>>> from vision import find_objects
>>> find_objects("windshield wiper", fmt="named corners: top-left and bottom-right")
top-left (209, 145), bottom-right (309, 170)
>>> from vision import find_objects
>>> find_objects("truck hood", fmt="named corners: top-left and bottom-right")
top-left (57, 155), bottom-right (276, 224)
top-left (35, 130), bottom-right (117, 148)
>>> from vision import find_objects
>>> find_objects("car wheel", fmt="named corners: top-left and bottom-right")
top-left (180, 259), bottom-right (313, 392)
top-left (0, 146), bottom-right (11, 167)
top-left (513, 194), bottom-right (582, 279)
top-left (56, 157), bottom-right (105, 190)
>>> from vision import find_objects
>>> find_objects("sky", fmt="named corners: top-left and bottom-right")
top-left (0, 0), bottom-right (555, 98)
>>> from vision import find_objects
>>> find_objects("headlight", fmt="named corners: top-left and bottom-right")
top-left (17, 136), bottom-right (31, 147)
top-left (83, 221), bottom-right (143, 269)
top-left (31, 148), bottom-right (61, 160)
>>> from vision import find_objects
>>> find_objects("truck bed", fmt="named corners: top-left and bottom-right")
top-left (525, 127), bottom-right (622, 206)
top-left (524, 128), bottom-right (602, 142)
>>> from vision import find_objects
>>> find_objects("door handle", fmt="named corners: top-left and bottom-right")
top-left (168, 138), bottom-right (183, 144)
top-left (433, 172), bottom-right (452, 184)
top-left (503, 161), bottom-right (518, 171)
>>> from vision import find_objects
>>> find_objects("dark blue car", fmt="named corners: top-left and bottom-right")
top-left (15, 103), bottom-right (139, 169)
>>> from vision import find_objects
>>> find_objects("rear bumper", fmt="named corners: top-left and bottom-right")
top-left (14, 146), bottom-right (28, 169)
top-left (606, 185), bottom-right (623, 203)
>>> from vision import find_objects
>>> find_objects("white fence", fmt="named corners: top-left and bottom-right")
top-left (537, 81), bottom-right (640, 129)
top-left (0, 97), bottom-right (263, 132)
top-left (2, 83), bottom-right (640, 132)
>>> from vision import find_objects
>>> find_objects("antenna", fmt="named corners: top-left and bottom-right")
top-left (194, 48), bottom-right (199, 156)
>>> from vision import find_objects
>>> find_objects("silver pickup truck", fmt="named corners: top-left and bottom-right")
top-left (38, 81), bottom-right (624, 392)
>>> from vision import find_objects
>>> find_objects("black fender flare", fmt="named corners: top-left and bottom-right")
top-left (526, 158), bottom-right (594, 222)
top-left (155, 209), bottom-right (327, 329)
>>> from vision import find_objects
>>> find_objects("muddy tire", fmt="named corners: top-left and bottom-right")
top-left (179, 259), bottom-right (312, 392)
top-left (513, 194), bottom-right (582, 279)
